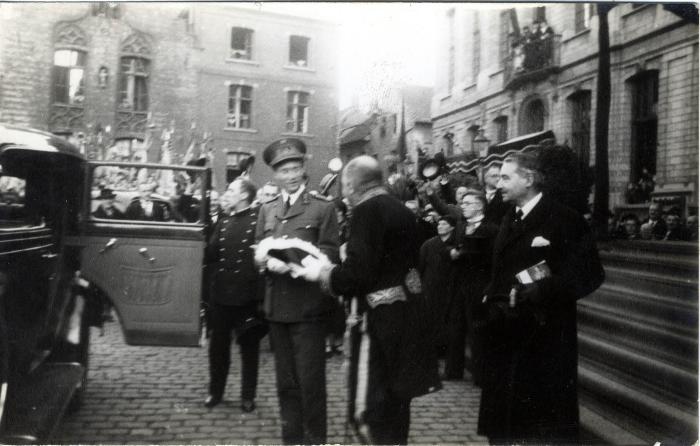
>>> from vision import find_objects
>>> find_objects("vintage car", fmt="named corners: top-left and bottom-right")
top-left (0, 124), bottom-right (211, 443)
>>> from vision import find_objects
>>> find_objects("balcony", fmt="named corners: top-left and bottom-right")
top-left (503, 29), bottom-right (561, 90)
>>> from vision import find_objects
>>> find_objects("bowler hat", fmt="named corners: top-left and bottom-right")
top-left (98, 188), bottom-right (117, 199)
top-left (263, 138), bottom-right (306, 168)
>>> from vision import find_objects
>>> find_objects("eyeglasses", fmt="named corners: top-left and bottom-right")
top-left (460, 201), bottom-right (482, 207)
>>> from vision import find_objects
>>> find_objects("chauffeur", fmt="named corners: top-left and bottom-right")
top-left (204, 178), bottom-right (266, 413)
top-left (255, 138), bottom-right (339, 445)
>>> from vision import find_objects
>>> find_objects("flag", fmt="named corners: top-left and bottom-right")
top-left (396, 98), bottom-right (407, 163)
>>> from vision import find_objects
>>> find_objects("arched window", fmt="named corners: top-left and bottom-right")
top-left (118, 57), bottom-right (149, 111)
top-left (50, 24), bottom-right (88, 133)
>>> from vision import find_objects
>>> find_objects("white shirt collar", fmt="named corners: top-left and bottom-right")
top-left (281, 184), bottom-right (305, 206)
top-left (516, 192), bottom-right (543, 220)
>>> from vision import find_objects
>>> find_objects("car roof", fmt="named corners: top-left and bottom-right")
top-left (0, 123), bottom-right (85, 161)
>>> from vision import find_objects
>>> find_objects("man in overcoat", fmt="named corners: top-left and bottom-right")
top-left (254, 138), bottom-right (339, 445)
top-left (297, 155), bottom-right (441, 445)
top-left (450, 190), bottom-right (498, 384)
top-left (478, 151), bottom-right (603, 444)
top-left (204, 178), bottom-right (265, 412)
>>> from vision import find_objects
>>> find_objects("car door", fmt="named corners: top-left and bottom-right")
top-left (77, 162), bottom-right (210, 346)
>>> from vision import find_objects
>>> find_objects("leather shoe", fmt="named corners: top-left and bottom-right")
top-left (204, 395), bottom-right (222, 408)
top-left (241, 399), bottom-right (256, 413)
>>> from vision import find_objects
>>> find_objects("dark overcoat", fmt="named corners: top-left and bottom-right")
top-left (419, 233), bottom-right (458, 345)
top-left (255, 190), bottom-right (339, 323)
top-left (328, 190), bottom-right (441, 400)
top-left (206, 205), bottom-right (261, 306)
top-left (478, 195), bottom-right (603, 443)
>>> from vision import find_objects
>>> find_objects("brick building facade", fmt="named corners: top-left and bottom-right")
top-left (0, 3), bottom-right (338, 191)
top-left (432, 3), bottom-right (698, 211)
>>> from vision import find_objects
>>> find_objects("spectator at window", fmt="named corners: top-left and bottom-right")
top-left (686, 214), bottom-right (698, 241)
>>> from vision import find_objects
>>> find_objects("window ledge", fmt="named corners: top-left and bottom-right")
top-left (223, 127), bottom-right (258, 134)
top-left (488, 69), bottom-right (504, 79)
top-left (283, 65), bottom-right (315, 73)
top-left (463, 83), bottom-right (477, 91)
top-left (440, 94), bottom-right (452, 102)
top-left (281, 132), bottom-right (315, 138)
top-left (225, 58), bottom-right (260, 66)
top-left (622, 4), bottom-right (655, 19)
top-left (562, 28), bottom-right (591, 44)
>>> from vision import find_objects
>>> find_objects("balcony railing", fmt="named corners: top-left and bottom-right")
top-left (503, 30), bottom-right (561, 90)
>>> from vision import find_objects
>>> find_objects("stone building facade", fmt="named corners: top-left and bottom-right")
top-left (432, 3), bottom-right (698, 211)
top-left (0, 3), bottom-right (338, 190)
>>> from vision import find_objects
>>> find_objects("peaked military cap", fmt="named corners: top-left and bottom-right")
top-left (263, 138), bottom-right (306, 168)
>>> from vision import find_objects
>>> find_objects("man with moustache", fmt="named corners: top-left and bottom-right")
top-left (477, 151), bottom-right (603, 444)
top-left (254, 138), bottom-right (339, 445)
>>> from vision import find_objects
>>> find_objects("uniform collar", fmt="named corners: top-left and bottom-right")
top-left (281, 184), bottom-right (306, 206)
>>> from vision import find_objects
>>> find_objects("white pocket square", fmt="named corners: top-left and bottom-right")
top-left (531, 236), bottom-right (551, 247)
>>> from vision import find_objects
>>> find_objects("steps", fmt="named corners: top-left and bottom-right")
top-left (577, 240), bottom-right (698, 445)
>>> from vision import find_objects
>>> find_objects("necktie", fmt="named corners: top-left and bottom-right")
top-left (284, 196), bottom-right (291, 214)
top-left (514, 209), bottom-right (524, 224)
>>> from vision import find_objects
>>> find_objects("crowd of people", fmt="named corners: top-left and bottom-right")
top-left (611, 202), bottom-right (697, 241)
top-left (86, 136), bottom-right (693, 445)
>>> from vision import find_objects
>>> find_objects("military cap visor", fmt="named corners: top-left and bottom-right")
top-left (263, 138), bottom-right (307, 168)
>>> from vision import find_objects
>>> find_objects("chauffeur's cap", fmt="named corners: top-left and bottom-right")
top-left (263, 138), bottom-right (306, 168)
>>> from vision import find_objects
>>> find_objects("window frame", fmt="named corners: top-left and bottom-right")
top-left (118, 56), bottom-right (150, 112)
top-left (286, 90), bottom-right (310, 134)
top-left (230, 27), bottom-right (254, 60)
top-left (226, 84), bottom-right (253, 129)
top-left (289, 35), bottom-right (310, 67)
top-left (52, 49), bottom-right (87, 106)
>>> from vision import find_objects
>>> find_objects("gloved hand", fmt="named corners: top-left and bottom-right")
top-left (266, 257), bottom-right (291, 275)
top-left (294, 254), bottom-right (332, 282)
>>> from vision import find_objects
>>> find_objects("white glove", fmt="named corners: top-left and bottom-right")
top-left (295, 254), bottom-right (332, 282)
top-left (266, 257), bottom-right (291, 275)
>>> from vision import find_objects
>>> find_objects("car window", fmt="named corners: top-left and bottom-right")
top-left (0, 173), bottom-right (43, 229)
top-left (90, 165), bottom-right (205, 224)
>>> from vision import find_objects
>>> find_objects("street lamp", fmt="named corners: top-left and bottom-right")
top-left (473, 128), bottom-right (491, 158)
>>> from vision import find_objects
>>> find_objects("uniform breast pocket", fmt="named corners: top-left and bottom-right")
top-left (295, 223), bottom-right (319, 241)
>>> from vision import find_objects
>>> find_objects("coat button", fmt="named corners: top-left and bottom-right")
top-left (246, 229), bottom-right (252, 233)
top-left (220, 258), bottom-right (225, 262)
top-left (238, 249), bottom-right (244, 253)
top-left (219, 248), bottom-right (225, 252)
top-left (282, 235), bottom-right (288, 239)
top-left (234, 270), bottom-right (239, 273)
top-left (242, 239), bottom-right (247, 242)
top-left (218, 268), bottom-right (224, 272)
top-left (282, 220), bottom-right (287, 224)
top-left (250, 221), bottom-right (256, 225)
top-left (219, 238), bottom-right (225, 241)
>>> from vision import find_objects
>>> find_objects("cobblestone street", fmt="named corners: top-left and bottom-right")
top-left (53, 321), bottom-right (489, 445)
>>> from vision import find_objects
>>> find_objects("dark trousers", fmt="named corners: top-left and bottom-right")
top-left (208, 302), bottom-right (260, 400)
top-left (366, 391), bottom-right (411, 444)
top-left (444, 297), bottom-right (466, 379)
top-left (269, 321), bottom-right (327, 445)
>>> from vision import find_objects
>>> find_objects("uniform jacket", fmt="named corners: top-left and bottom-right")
top-left (328, 189), bottom-right (441, 400)
top-left (255, 190), bottom-right (339, 323)
top-left (206, 205), bottom-right (261, 306)
top-left (478, 195), bottom-right (603, 442)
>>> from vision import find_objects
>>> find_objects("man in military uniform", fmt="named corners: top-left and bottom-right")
top-left (255, 138), bottom-right (339, 444)
top-left (204, 178), bottom-right (266, 412)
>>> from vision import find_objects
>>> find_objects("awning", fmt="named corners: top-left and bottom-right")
top-left (483, 130), bottom-right (555, 166)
